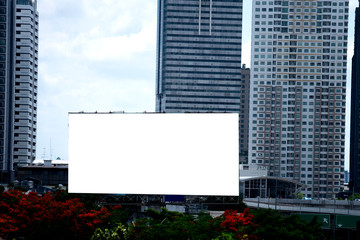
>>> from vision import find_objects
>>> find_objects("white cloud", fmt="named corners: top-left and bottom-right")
top-left (39, 0), bottom-right (157, 60)
top-left (81, 22), bottom-right (156, 61)
top-left (37, 0), bottom-right (158, 159)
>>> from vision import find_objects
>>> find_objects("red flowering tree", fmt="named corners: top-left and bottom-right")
top-left (0, 189), bottom-right (111, 240)
top-left (217, 208), bottom-right (258, 240)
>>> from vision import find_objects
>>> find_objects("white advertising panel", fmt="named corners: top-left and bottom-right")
top-left (68, 113), bottom-right (239, 196)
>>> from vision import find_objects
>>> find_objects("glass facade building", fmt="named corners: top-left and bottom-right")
top-left (155, 0), bottom-right (249, 155)
top-left (155, 0), bottom-right (244, 113)
top-left (350, 0), bottom-right (360, 194)
top-left (0, 0), bottom-right (38, 183)
top-left (249, 0), bottom-right (348, 199)
top-left (240, 65), bottom-right (250, 163)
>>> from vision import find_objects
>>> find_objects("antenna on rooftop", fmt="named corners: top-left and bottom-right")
top-left (41, 147), bottom-right (46, 159)
top-left (49, 138), bottom-right (53, 160)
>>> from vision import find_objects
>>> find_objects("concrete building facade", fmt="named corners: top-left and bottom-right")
top-left (0, 0), bottom-right (38, 183)
top-left (249, 0), bottom-right (349, 199)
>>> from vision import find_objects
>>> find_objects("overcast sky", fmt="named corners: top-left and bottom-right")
top-left (36, 0), bottom-right (357, 169)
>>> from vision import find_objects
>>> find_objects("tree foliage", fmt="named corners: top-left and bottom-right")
top-left (0, 188), bottom-right (327, 240)
top-left (94, 207), bottom-right (258, 240)
top-left (0, 189), bottom-right (111, 240)
top-left (250, 209), bottom-right (326, 240)
top-left (348, 193), bottom-right (360, 201)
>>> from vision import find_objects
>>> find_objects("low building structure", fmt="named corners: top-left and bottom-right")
top-left (16, 159), bottom-right (68, 187)
top-left (240, 164), bottom-right (304, 198)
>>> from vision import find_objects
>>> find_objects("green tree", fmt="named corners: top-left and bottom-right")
top-left (295, 191), bottom-right (305, 199)
top-left (126, 208), bottom-right (218, 240)
top-left (250, 209), bottom-right (326, 240)
top-left (348, 193), bottom-right (360, 201)
top-left (91, 224), bottom-right (127, 240)
top-left (120, 208), bottom-right (258, 240)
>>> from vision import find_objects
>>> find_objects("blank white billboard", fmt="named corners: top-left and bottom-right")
top-left (68, 113), bottom-right (239, 196)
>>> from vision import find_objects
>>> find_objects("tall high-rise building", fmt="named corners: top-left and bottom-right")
top-left (155, 0), bottom-right (243, 114)
top-left (0, 0), bottom-right (38, 183)
top-left (240, 65), bottom-right (250, 163)
top-left (249, 0), bottom-right (348, 199)
top-left (350, 0), bottom-right (360, 194)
